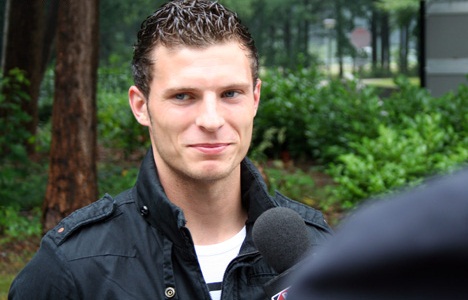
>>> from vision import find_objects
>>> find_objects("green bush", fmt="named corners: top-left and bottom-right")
top-left (0, 162), bottom-right (48, 209)
top-left (255, 68), bottom-right (385, 162)
top-left (254, 66), bottom-right (324, 159)
top-left (0, 68), bottom-right (32, 162)
top-left (97, 89), bottom-right (150, 156)
top-left (98, 163), bottom-right (139, 196)
top-left (327, 113), bottom-right (468, 208)
top-left (97, 67), bottom-right (150, 157)
top-left (98, 66), bottom-right (133, 94)
top-left (0, 206), bottom-right (41, 241)
top-left (264, 164), bottom-right (317, 204)
top-left (383, 76), bottom-right (468, 133)
top-left (250, 127), bottom-right (287, 162)
top-left (254, 68), bottom-right (467, 210)
top-left (306, 78), bottom-right (383, 162)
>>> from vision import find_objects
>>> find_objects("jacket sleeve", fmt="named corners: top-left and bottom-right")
top-left (8, 236), bottom-right (77, 300)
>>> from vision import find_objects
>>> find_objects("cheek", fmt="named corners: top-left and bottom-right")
top-left (232, 114), bottom-right (255, 138)
top-left (152, 118), bottom-right (180, 137)
top-left (149, 105), bottom-right (188, 128)
top-left (153, 114), bottom-right (196, 146)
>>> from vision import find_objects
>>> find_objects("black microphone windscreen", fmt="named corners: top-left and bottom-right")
top-left (252, 207), bottom-right (311, 274)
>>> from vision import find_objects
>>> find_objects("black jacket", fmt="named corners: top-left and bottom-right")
top-left (9, 149), bottom-right (332, 300)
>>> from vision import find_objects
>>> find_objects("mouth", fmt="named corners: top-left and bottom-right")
top-left (189, 143), bottom-right (231, 155)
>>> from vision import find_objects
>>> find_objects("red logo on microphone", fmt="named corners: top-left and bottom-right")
top-left (272, 287), bottom-right (289, 300)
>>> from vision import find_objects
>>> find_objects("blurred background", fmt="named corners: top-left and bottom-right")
top-left (1, 0), bottom-right (467, 297)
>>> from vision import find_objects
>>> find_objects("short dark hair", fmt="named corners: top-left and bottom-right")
top-left (132, 0), bottom-right (259, 99)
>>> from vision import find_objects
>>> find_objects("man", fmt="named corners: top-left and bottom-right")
top-left (288, 167), bottom-right (468, 300)
top-left (9, 1), bottom-right (331, 299)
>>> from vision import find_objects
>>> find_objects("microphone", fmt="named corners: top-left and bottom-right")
top-left (253, 207), bottom-right (312, 300)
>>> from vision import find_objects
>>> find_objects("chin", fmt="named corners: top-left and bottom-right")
top-left (190, 162), bottom-right (236, 181)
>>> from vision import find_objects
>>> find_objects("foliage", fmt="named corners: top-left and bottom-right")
top-left (325, 77), bottom-right (468, 207)
top-left (253, 66), bottom-right (325, 159)
top-left (0, 207), bottom-right (41, 298)
top-left (219, 0), bottom-right (256, 20)
top-left (250, 127), bottom-right (287, 162)
top-left (253, 66), bottom-right (467, 209)
top-left (327, 118), bottom-right (467, 208)
top-left (0, 206), bottom-right (41, 242)
top-left (0, 162), bottom-right (48, 209)
top-left (376, 0), bottom-right (419, 16)
top-left (0, 69), bottom-right (32, 162)
top-left (97, 67), bottom-right (150, 157)
top-left (255, 67), bottom-right (386, 162)
top-left (99, 0), bottom-right (166, 66)
top-left (98, 163), bottom-right (139, 197)
top-left (264, 163), bottom-right (319, 207)
top-left (38, 67), bottom-right (55, 125)
top-left (307, 78), bottom-right (383, 162)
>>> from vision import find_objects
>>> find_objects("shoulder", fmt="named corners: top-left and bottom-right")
top-left (9, 191), bottom-right (138, 299)
top-left (45, 190), bottom-right (134, 247)
top-left (274, 191), bottom-right (333, 236)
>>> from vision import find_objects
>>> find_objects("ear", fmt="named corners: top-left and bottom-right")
top-left (253, 79), bottom-right (261, 117)
top-left (129, 86), bottom-right (150, 126)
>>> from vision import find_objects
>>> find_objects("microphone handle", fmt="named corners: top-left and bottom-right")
top-left (264, 265), bottom-right (297, 300)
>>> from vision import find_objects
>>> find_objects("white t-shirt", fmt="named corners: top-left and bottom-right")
top-left (194, 226), bottom-right (246, 300)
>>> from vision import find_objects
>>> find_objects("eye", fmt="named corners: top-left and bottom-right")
top-left (174, 93), bottom-right (189, 101)
top-left (222, 90), bottom-right (239, 98)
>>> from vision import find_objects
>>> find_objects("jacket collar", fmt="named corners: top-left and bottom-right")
top-left (240, 156), bottom-right (277, 224)
top-left (134, 148), bottom-right (277, 249)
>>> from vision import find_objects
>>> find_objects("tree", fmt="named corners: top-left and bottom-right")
top-left (380, 10), bottom-right (391, 73)
top-left (371, 3), bottom-right (379, 72)
top-left (377, 0), bottom-right (419, 74)
top-left (334, 0), bottom-right (345, 77)
top-left (99, 0), bottom-right (165, 65)
top-left (43, 1), bottom-right (100, 232)
top-left (369, 2), bottom-right (391, 75)
top-left (222, 0), bottom-right (329, 69)
top-left (1, 0), bottom-right (45, 155)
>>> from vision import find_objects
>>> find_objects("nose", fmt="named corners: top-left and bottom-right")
top-left (195, 96), bottom-right (225, 132)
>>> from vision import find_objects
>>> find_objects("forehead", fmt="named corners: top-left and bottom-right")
top-left (150, 42), bottom-right (253, 82)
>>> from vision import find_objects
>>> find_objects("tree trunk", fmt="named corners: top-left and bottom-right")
top-left (380, 12), bottom-right (390, 73)
top-left (281, 6), bottom-right (293, 68)
top-left (371, 7), bottom-right (379, 73)
top-left (298, 0), bottom-right (309, 66)
top-left (418, 0), bottom-right (425, 88)
top-left (43, 0), bottom-right (100, 232)
top-left (301, 12), bottom-right (310, 66)
top-left (399, 23), bottom-right (410, 74)
top-left (40, 0), bottom-right (59, 76)
top-left (1, 0), bottom-right (44, 155)
top-left (399, 25), bottom-right (404, 73)
top-left (335, 0), bottom-right (344, 78)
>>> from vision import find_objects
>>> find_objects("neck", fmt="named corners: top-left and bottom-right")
top-left (160, 165), bottom-right (247, 246)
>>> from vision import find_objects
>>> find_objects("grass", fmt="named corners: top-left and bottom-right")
top-left (0, 275), bottom-right (15, 300)
top-left (361, 76), bottom-right (420, 88)
top-left (0, 236), bottom-right (40, 299)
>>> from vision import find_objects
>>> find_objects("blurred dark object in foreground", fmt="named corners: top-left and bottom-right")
top-left (289, 167), bottom-right (468, 300)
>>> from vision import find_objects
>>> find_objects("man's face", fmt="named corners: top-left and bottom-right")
top-left (130, 41), bottom-right (261, 182)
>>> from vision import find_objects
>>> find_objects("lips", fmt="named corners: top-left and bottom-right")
top-left (189, 143), bottom-right (230, 155)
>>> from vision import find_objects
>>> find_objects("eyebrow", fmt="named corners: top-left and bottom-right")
top-left (162, 83), bottom-right (252, 96)
top-left (162, 87), bottom-right (198, 96)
